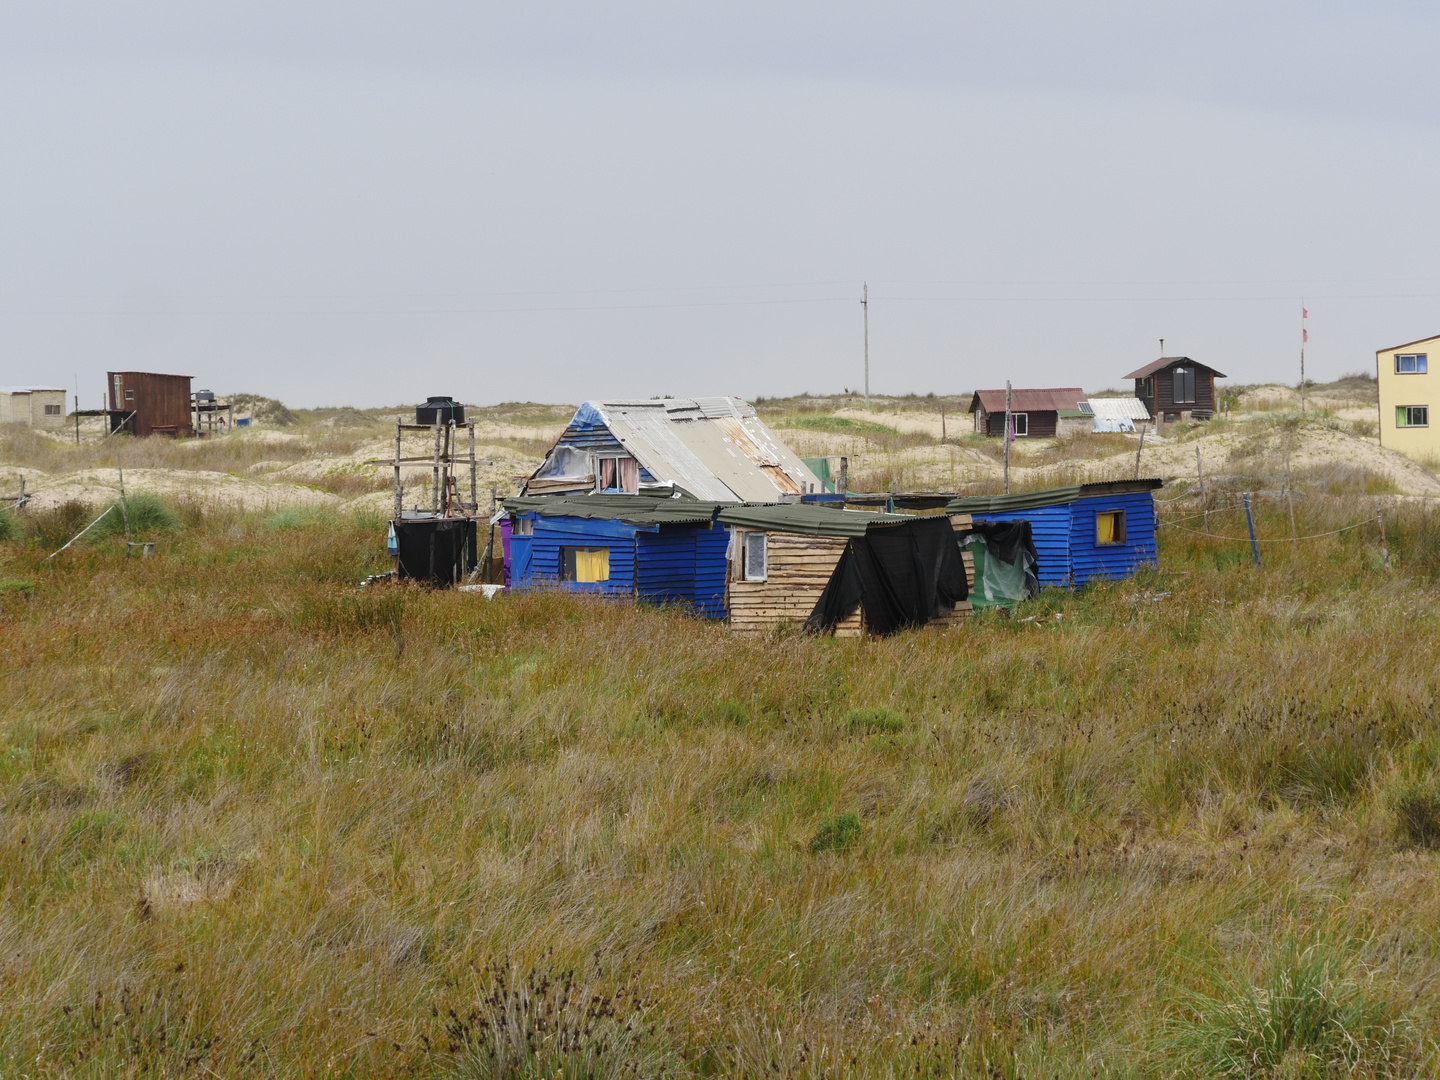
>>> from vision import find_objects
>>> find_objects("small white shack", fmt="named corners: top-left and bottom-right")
top-left (0, 386), bottom-right (67, 430)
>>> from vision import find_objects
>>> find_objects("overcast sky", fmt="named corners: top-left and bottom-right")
top-left (3, 2), bottom-right (1439, 408)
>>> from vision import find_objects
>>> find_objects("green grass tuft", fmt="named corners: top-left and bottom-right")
top-left (91, 494), bottom-right (180, 540)
top-left (843, 706), bottom-right (905, 734)
top-left (809, 811), bottom-right (862, 853)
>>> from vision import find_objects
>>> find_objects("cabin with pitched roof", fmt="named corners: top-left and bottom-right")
top-left (1124, 357), bottom-right (1224, 422)
top-left (967, 388), bottom-right (1089, 439)
top-left (522, 397), bottom-right (824, 500)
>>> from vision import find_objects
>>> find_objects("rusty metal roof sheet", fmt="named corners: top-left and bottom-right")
top-left (969, 387), bottom-right (1086, 413)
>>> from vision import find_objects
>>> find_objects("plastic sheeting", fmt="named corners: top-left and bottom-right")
top-left (806, 517), bottom-right (968, 636)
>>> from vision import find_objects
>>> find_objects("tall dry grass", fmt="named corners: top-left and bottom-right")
top-left (1, 498), bottom-right (1439, 1076)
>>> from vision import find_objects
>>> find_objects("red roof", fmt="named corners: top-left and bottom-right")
top-left (968, 387), bottom-right (1085, 414)
top-left (1123, 356), bottom-right (1226, 380)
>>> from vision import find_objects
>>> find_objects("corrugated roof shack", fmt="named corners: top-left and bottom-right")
top-left (717, 504), bottom-right (972, 637)
top-left (947, 479), bottom-right (1162, 587)
top-left (108, 372), bottom-right (193, 437)
top-left (504, 495), bottom-right (730, 617)
top-left (968, 388), bottom-right (1087, 439)
top-left (523, 397), bottom-right (824, 499)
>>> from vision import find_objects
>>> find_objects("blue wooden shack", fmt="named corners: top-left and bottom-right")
top-left (945, 479), bottom-right (1162, 587)
top-left (503, 495), bottom-right (729, 617)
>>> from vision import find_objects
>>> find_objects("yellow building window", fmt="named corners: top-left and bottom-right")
top-left (1096, 510), bottom-right (1126, 545)
top-left (1397, 406), bottom-right (1429, 428)
top-left (562, 547), bottom-right (610, 582)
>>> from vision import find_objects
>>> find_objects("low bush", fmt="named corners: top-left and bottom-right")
top-left (810, 811), bottom-right (861, 853)
top-left (1395, 785), bottom-right (1440, 848)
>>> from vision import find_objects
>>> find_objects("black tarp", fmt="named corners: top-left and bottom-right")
top-left (805, 516), bottom-right (968, 636)
top-left (395, 516), bottom-right (477, 586)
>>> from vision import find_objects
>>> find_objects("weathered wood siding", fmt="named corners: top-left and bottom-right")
top-left (108, 372), bottom-right (192, 437)
top-left (1153, 365), bottom-right (1217, 414)
top-left (728, 528), bottom-right (972, 636)
top-left (982, 409), bottom-right (1058, 438)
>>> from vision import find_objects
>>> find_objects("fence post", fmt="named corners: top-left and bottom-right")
top-left (1195, 445), bottom-right (1209, 535)
top-left (1134, 425), bottom-right (1145, 480)
top-left (1375, 497), bottom-right (1390, 571)
top-left (1242, 493), bottom-right (1260, 566)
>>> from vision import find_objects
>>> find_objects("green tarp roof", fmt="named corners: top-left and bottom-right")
top-left (503, 494), bottom-right (724, 526)
top-left (945, 479), bottom-right (1163, 514)
top-left (716, 503), bottom-right (911, 537)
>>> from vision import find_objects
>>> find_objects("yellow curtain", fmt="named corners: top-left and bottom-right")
top-left (1096, 512), bottom-right (1117, 544)
top-left (574, 548), bottom-right (610, 582)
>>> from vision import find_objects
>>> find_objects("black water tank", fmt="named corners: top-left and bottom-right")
top-left (416, 396), bottom-right (464, 425)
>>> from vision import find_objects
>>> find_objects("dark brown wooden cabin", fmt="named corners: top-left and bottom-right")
top-left (108, 372), bottom-right (194, 437)
top-left (967, 387), bottom-right (1086, 439)
top-left (1123, 357), bottom-right (1224, 422)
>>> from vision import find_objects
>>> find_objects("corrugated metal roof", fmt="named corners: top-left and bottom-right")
top-left (969, 388), bottom-right (1086, 413)
top-left (717, 503), bottom-right (911, 537)
top-left (947, 479), bottom-right (1163, 514)
top-left (1122, 357), bottom-right (1227, 380)
top-left (504, 494), bottom-right (723, 525)
top-left (1088, 397), bottom-right (1152, 421)
top-left (0, 386), bottom-right (66, 393)
top-left (530, 397), bottom-right (823, 502)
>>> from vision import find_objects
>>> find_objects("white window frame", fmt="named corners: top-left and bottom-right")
top-left (742, 531), bottom-right (768, 582)
top-left (1398, 405), bottom-right (1429, 428)
top-left (1011, 413), bottom-right (1028, 437)
top-left (1396, 353), bottom-right (1428, 374)
top-left (593, 454), bottom-right (639, 494)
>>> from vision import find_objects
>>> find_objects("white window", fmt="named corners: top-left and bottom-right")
top-left (1397, 406), bottom-right (1429, 428)
top-left (1396, 354), bottom-right (1428, 374)
top-left (1172, 366), bottom-right (1196, 404)
top-left (595, 456), bottom-right (639, 493)
top-left (512, 517), bottom-right (533, 536)
top-left (1011, 413), bottom-right (1028, 437)
top-left (743, 532), bottom-right (767, 581)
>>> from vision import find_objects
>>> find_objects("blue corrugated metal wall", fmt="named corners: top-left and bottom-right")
top-left (1067, 492), bottom-right (1157, 583)
top-left (971, 505), bottom-right (1074, 587)
top-left (636, 528), bottom-right (694, 606)
top-left (522, 514), bottom-right (638, 596)
top-left (693, 523), bottom-right (729, 618)
top-left (970, 492), bottom-right (1157, 587)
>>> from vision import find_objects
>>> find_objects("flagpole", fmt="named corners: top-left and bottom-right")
top-left (1300, 301), bottom-right (1307, 416)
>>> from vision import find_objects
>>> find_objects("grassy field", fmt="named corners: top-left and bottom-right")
top-left (2, 489), bottom-right (1440, 1078)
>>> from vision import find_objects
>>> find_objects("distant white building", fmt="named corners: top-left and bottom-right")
top-left (0, 386), bottom-right (67, 430)
top-left (1087, 396), bottom-right (1151, 432)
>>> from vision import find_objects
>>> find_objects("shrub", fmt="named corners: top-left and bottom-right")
top-left (1161, 941), bottom-right (1411, 1078)
top-left (92, 494), bottom-right (179, 540)
top-left (0, 510), bottom-right (16, 543)
top-left (263, 507), bottom-right (327, 531)
top-left (810, 811), bottom-right (862, 853)
top-left (1395, 785), bottom-right (1440, 848)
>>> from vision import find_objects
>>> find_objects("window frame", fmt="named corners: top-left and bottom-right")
top-left (1395, 353), bottom-right (1428, 374)
top-left (44, 403), bottom-right (62, 416)
top-left (560, 546), bottom-right (611, 583)
top-left (1397, 405), bottom-right (1430, 428)
top-left (124, 389), bottom-right (135, 401)
top-left (594, 454), bottom-right (640, 494)
top-left (741, 531), bottom-right (768, 582)
top-left (1172, 366), bottom-right (1196, 404)
top-left (1010, 412), bottom-right (1029, 437)
top-left (1095, 509), bottom-right (1127, 546)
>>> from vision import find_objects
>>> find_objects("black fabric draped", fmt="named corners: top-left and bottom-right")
top-left (805, 517), bottom-right (968, 636)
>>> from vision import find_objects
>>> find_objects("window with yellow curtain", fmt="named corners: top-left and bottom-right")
top-left (562, 547), bottom-right (610, 582)
top-left (1095, 510), bottom-right (1125, 545)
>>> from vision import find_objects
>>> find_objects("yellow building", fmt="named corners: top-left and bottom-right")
top-left (1377, 335), bottom-right (1440, 465)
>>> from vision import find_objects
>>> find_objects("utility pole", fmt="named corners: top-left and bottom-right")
top-left (862, 282), bottom-right (870, 409)
top-left (1003, 380), bottom-right (1012, 495)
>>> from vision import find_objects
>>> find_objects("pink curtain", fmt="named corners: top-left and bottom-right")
top-left (600, 458), bottom-right (615, 489)
top-left (618, 457), bottom-right (639, 493)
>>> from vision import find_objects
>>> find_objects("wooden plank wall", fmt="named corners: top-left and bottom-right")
top-left (728, 525), bottom-right (973, 637)
top-left (728, 533), bottom-right (847, 636)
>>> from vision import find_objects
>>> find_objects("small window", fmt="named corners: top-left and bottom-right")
top-left (596, 455), bottom-right (639, 494)
top-left (512, 517), bottom-right (533, 536)
top-left (1011, 413), bottom-right (1028, 437)
top-left (561, 547), bottom-right (609, 582)
top-left (1173, 366), bottom-right (1196, 403)
top-left (1096, 510), bottom-right (1126, 545)
top-left (1396, 354), bottom-right (1428, 374)
top-left (124, 389), bottom-right (134, 400)
top-left (44, 403), bottom-right (62, 415)
top-left (743, 532), bottom-right (767, 581)
top-left (1164, 412), bottom-right (1180, 423)
top-left (1397, 405), bottom-right (1429, 428)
